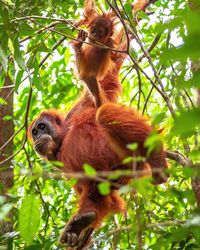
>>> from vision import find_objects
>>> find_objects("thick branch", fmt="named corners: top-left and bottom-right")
top-left (166, 150), bottom-right (193, 166)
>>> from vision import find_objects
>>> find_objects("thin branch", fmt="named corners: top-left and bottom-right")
top-left (135, 67), bottom-right (142, 109)
top-left (0, 126), bottom-right (24, 153)
top-left (11, 15), bottom-right (74, 23)
top-left (142, 86), bottom-right (154, 114)
top-left (96, 219), bottom-right (185, 240)
top-left (0, 85), bottom-right (15, 90)
top-left (105, 0), bottom-right (129, 53)
top-left (39, 36), bottom-right (66, 67)
top-left (20, 21), bottom-right (62, 43)
top-left (138, 34), bottom-right (161, 63)
top-left (134, 193), bottom-right (143, 250)
top-left (0, 89), bottom-right (14, 108)
top-left (184, 89), bottom-right (196, 110)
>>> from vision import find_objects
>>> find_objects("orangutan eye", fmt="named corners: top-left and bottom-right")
top-left (38, 123), bottom-right (45, 130)
top-left (32, 129), bottom-right (38, 136)
top-left (91, 27), bottom-right (97, 35)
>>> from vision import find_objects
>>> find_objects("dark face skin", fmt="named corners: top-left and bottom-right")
top-left (31, 115), bottom-right (62, 161)
top-left (90, 17), bottom-right (113, 41)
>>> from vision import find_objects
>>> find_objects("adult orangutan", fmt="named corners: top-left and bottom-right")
top-left (28, 101), bottom-right (168, 250)
top-left (28, 104), bottom-right (168, 249)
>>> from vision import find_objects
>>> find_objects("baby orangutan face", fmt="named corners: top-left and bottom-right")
top-left (89, 16), bottom-right (113, 42)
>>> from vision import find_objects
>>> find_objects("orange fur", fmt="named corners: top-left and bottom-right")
top-left (74, 181), bottom-right (125, 228)
top-left (96, 103), bottom-right (169, 184)
top-left (28, 103), bottom-right (168, 236)
top-left (72, 0), bottom-right (125, 107)
top-left (132, 0), bottom-right (150, 11)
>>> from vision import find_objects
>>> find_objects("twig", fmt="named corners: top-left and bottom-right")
top-left (39, 36), bottom-right (66, 67)
top-left (0, 85), bottom-right (15, 90)
top-left (96, 219), bottom-right (185, 240)
top-left (121, 67), bottom-right (133, 84)
top-left (20, 21), bottom-right (62, 43)
top-left (135, 67), bottom-right (142, 109)
top-left (138, 34), bottom-right (161, 63)
top-left (0, 126), bottom-right (24, 153)
top-left (0, 89), bottom-right (14, 108)
top-left (142, 86), bottom-right (154, 114)
top-left (105, 0), bottom-right (130, 53)
top-left (134, 193), bottom-right (143, 250)
top-left (11, 15), bottom-right (74, 23)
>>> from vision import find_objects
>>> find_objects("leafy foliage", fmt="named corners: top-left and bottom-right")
top-left (0, 0), bottom-right (200, 249)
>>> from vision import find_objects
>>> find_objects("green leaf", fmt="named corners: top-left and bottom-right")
top-left (136, 10), bottom-right (149, 20)
top-left (15, 69), bottom-right (24, 93)
top-left (19, 194), bottom-right (41, 246)
top-left (0, 203), bottom-right (13, 220)
top-left (144, 132), bottom-right (162, 155)
top-left (185, 244), bottom-right (199, 250)
top-left (131, 178), bottom-right (152, 197)
top-left (124, 3), bottom-right (132, 17)
top-left (50, 160), bottom-right (64, 168)
top-left (13, 35), bottom-right (25, 70)
top-left (24, 244), bottom-right (43, 250)
top-left (0, 5), bottom-right (10, 25)
top-left (0, 97), bottom-right (6, 105)
top-left (20, 23), bottom-right (35, 36)
top-left (64, 47), bottom-right (70, 65)
top-left (130, 47), bottom-right (138, 60)
top-left (54, 24), bottom-right (74, 37)
top-left (152, 112), bottom-right (167, 125)
top-left (122, 156), bottom-right (133, 164)
top-left (83, 164), bottom-right (96, 176)
top-left (3, 115), bottom-right (12, 121)
top-left (32, 165), bottom-right (43, 176)
top-left (33, 74), bottom-right (43, 91)
top-left (4, 0), bottom-right (14, 5)
top-left (192, 227), bottom-right (200, 244)
top-left (98, 182), bottom-right (111, 196)
top-left (161, 34), bottom-right (200, 63)
top-left (176, 72), bottom-right (200, 89)
top-left (172, 110), bottom-right (200, 137)
top-left (127, 142), bottom-right (138, 151)
top-left (182, 167), bottom-right (195, 178)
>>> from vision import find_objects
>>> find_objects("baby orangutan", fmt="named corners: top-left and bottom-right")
top-left (72, 0), bottom-right (154, 107)
top-left (72, 0), bottom-right (123, 107)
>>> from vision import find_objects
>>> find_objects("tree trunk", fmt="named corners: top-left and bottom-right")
top-left (0, 69), bottom-right (14, 248)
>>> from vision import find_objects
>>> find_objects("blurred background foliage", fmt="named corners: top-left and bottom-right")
top-left (0, 0), bottom-right (200, 249)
